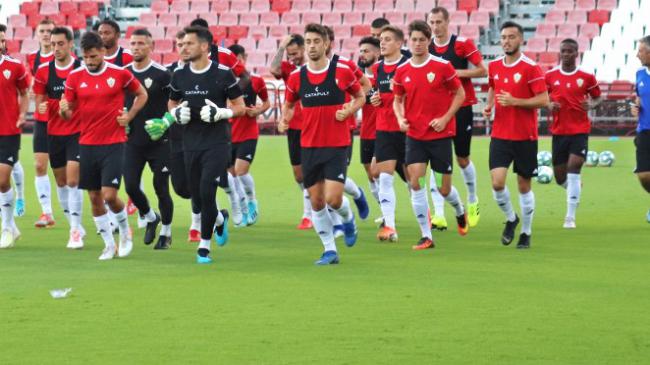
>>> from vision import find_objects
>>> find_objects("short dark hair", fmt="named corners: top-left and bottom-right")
top-left (0, 24), bottom-right (7, 33)
top-left (560, 38), bottom-right (579, 49)
top-left (229, 44), bottom-right (245, 56)
top-left (640, 35), bottom-right (650, 48)
top-left (359, 36), bottom-right (380, 48)
top-left (132, 28), bottom-right (152, 38)
top-left (325, 25), bottom-right (335, 42)
top-left (380, 25), bottom-right (404, 40)
top-left (371, 17), bottom-right (390, 29)
top-left (80, 31), bottom-right (105, 51)
top-left (51, 26), bottom-right (73, 41)
top-left (183, 26), bottom-right (213, 44)
top-left (408, 20), bottom-right (432, 39)
top-left (175, 30), bottom-right (186, 39)
top-left (500, 21), bottom-right (523, 35)
top-left (95, 19), bottom-right (120, 34)
top-left (38, 18), bottom-right (56, 27)
top-left (304, 23), bottom-right (329, 41)
top-left (190, 18), bottom-right (209, 28)
top-left (287, 34), bottom-right (304, 47)
top-left (430, 7), bottom-right (450, 20)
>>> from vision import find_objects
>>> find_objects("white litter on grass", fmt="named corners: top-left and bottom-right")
top-left (49, 288), bottom-right (72, 299)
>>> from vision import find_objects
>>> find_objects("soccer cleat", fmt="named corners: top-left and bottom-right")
top-left (342, 215), bottom-right (358, 247)
top-left (412, 237), bottom-right (435, 250)
top-left (66, 229), bottom-right (84, 249)
top-left (34, 213), bottom-right (55, 228)
top-left (333, 224), bottom-right (345, 238)
top-left (467, 201), bottom-right (480, 227)
top-left (431, 215), bottom-right (448, 231)
top-left (14, 198), bottom-right (25, 217)
top-left (377, 226), bottom-right (398, 242)
top-left (247, 200), bottom-right (259, 225)
top-left (234, 213), bottom-right (248, 228)
top-left (196, 254), bottom-right (213, 264)
top-left (154, 235), bottom-right (172, 250)
top-left (231, 203), bottom-right (243, 227)
top-left (516, 233), bottom-right (531, 249)
top-left (353, 189), bottom-right (370, 220)
top-left (314, 250), bottom-right (340, 265)
top-left (214, 209), bottom-right (229, 246)
top-left (297, 217), bottom-right (313, 230)
top-left (563, 216), bottom-right (576, 229)
top-left (456, 212), bottom-right (469, 236)
top-left (501, 215), bottom-right (520, 246)
top-left (126, 198), bottom-right (137, 215)
top-left (98, 246), bottom-right (116, 261)
top-left (137, 214), bottom-right (147, 229)
top-left (0, 229), bottom-right (16, 249)
top-left (144, 213), bottom-right (161, 245)
top-left (118, 233), bottom-right (133, 258)
top-left (188, 229), bottom-right (200, 242)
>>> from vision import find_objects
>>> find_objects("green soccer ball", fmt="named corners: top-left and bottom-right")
top-left (536, 165), bottom-right (554, 184)
top-left (598, 151), bottom-right (615, 167)
top-left (585, 151), bottom-right (599, 167)
top-left (537, 151), bottom-right (552, 166)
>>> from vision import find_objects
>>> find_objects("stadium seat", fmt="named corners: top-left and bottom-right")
top-left (597, 0), bottom-right (617, 11)
top-left (271, 0), bottom-right (291, 13)
top-left (149, 26), bottom-right (166, 40)
top-left (395, 0), bottom-right (415, 12)
top-left (343, 13), bottom-right (362, 25)
top-left (311, 1), bottom-right (332, 13)
top-left (228, 25), bottom-right (249, 39)
top-left (39, 2), bottom-right (59, 16)
top-left (68, 13), bottom-right (86, 30)
top-left (27, 14), bottom-right (45, 29)
top-left (437, 0), bottom-right (458, 11)
top-left (363, 12), bottom-right (384, 24)
top-left (334, 25), bottom-right (351, 38)
top-left (79, 2), bottom-right (100, 17)
top-left (323, 13), bottom-right (342, 25)
top-left (450, 11), bottom-right (469, 25)
top-left (230, 0), bottom-right (250, 13)
top-left (567, 10), bottom-right (587, 24)
top-left (257, 38), bottom-right (277, 52)
top-left (209, 26), bottom-right (228, 40)
top-left (539, 52), bottom-right (559, 65)
top-left (385, 12), bottom-right (405, 25)
top-left (557, 24), bottom-right (577, 38)
top-left (523, 51), bottom-right (539, 62)
top-left (251, 0), bottom-right (270, 13)
top-left (211, 1), bottom-right (230, 12)
top-left (59, 2), bottom-right (78, 16)
top-left (250, 26), bottom-right (267, 40)
top-left (334, 0), bottom-right (353, 12)
top-left (576, 0), bottom-right (596, 10)
top-left (535, 23), bottom-right (556, 38)
top-left (49, 14), bottom-right (67, 27)
top-left (289, 25), bottom-right (303, 34)
top-left (478, 0), bottom-right (499, 16)
top-left (468, 11), bottom-right (489, 29)
top-left (341, 37), bottom-right (360, 52)
top-left (579, 23), bottom-right (600, 38)
top-left (191, 1), bottom-right (210, 13)
top-left (5, 40), bottom-right (21, 54)
top-left (260, 11), bottom-right (280, 26)
top-left (219, 13), bottom-right (239, 26)
top-left (577, 36), bottom-right (590, 52)
top-left (166, 25), bottom-right (183, 38)
top-left (179, 13), bottom-right (198, 26)
top-left (247, 52), bottom-right (267, 68)
top-left (292, 0), bottom-right (311, 13)
top-left (526, 37), bottom-right (547, 53)
top-left (302, 13), bottom-right (321, 24)
top-left (458, 0), bottom-right (478, 13)
top-left (352, 25), bottom-right (371, 37)
top-left (545, 10), bottom-right (566, 24)
top-left (155, 39), bottom-right (174, 53)
top-left (12, 27), bottom-right (33, 41)
top-left (237, 37), bottom-right (256, 51)
top-left (554, 0), bottom-right (574, 11)
top-left (8, 14), bottom-right (27, 28)
top-left (150, 53), bottom-right (163, 63)
top-left (159, 13), bottom-right (178, 27)
top-left (588, 10), bottom-right (609, 25)
top-left (151, 0), bottom-right (168, 13)
top-left (547, 37), bottom-right (564, 51)
top-left (282, 12), bottom-right (300, 25)
top-left (20, 39), bottom-right (39, 53)
top-left (269, 25), bottom-right (288, 38)
top-left (458, 24), bottom-right (479, 40)
top-left (374, 0), bottom-right (393, 12)
top-left (20, 2), bottom-right (40, 18)
top-left (406, 12), bottom-right (425, 24)
top-left (139, 12), bottom-right (158, 27)
top-left (171, 1), bottom-right (190, 13)
top-left (240, 13), bottom-right (260, 26)
top-left (202, 13), bottom-right (219, 25)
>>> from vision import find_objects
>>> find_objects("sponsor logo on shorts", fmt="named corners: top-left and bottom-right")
top-left (245, 154), bottom-right (252, 160)
top-left (111, 178), bottom-right (119, 184)
top-left (7, 156), bottom-right (14, 162)
top-left (337, 173), bottom-right (345, 179)
top-left (161, 166), bottom-right (169, 173)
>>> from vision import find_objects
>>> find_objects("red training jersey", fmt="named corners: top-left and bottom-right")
top-left (275, 60), bottom-right (303, 130)
top-left (371, 55), bottom-right (408, 132)
top-left (430, 36), bottom-right (482, 107)
top-left (64, 63), bottom-right (141, 145)
top-left (285, 60), bottom-right (362, 148)
top-left (104, 47), bottom-right (134, 66)
top-left (230, 74), bottom-right (269, 143)
top-left (27, 50), bottom-right (55, 122)
top-left (335, 55), bottom-right (364, 131)
top-left (545, 67), bottom-right (601, 135)
top-left (33, 60), bottom-right (82, 136)
top-left (360, 69), bottom-right (377, 139)
top-left (0, 55), bottom-right (31, 136)
top-left (393, 55), bottom-right (462, 141)
top-left (488, 54), bottom-right (547, 141)
top-left (210, 45), bottom-right (245, 77)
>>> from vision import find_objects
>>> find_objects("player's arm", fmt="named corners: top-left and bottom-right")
top-left (431, 82), bottom-right (465, 132)
top-left (456, 41), bottom-right (487, 79)
top-left (34, 93), bottom-right (48, 116)
top-left (17, 87), bottom-right (29, 128)
top-left (279, 99), bottom-right (295, 132)
top-left (393, 93), bottom-right (408, 131)
top-left (337, 88), bottom-right (365, 122)
top-left (270, 36), bottom-right (292, 79)
top-left (118, 84), bottom-right (148, 126)
top-left (496, 90), bottom-right (549, 109)
top-left (246, 98), bottom-right (271, 118)
top-left (482, 86), bottom-right (495, 121)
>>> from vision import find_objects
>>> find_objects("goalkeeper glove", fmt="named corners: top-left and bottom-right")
top-left (144, 112), bottom-right (175, 141)
top-left (170, 100), bottom-right (191, 125)
top-left (200, 99), bottom-right (233, 123)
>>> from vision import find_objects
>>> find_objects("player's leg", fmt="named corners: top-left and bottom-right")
top-left (360, 139), bottom-right (380, 205)
top-left (454, 105), bottom-right (479, 227)
top-left (149, 145), bottom-right (173, 249)
top-left (65, 155), bottom-right (84, 249)
top-left (513, 140), bottom-right (538, 249)
top-left (324, 147), bottom-right (357, 247)
top-left (288, 129), bottom-right (312, 229)
top-left (224, 144), bottom-right (243, 226)
top-left (633, 132), bottom-right (650, 222)
top-left (562, 135), bottom-right (587, 228)
top-left (489, 138), bottom-right (519, 245)
top-left (169, 148), bottom-right (200, 241)
top-left (375, 131), bottom-right (399, 241)
top-left (432, 138), bottom-right (468, 236)
top-left (124, 144), bottom-right (159, 245)
top-left (0, 136), bottom-right (21, 248)
top-left (407, 160), bottom-right (434, 250)
top-left (11, 160), bottom-right (25, 217)
top-left (50, 137), bottom-right (72, 229)
top-left (33, 121), bottom-right (54, 228)
top-left (234, 139), bottom-right (258, 224)
top-left (100, 144), bottom-right (131, 257)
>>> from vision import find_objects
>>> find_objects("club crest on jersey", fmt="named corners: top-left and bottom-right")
top-left (513, 73), bottom-right (522, 83)
top-left (427, 72), bottom-right (435, 83)
top-left (107, 77), bottom-right (115, 88)
top-left (144, 77), bottom-right (153, 89)
top-left (577, 78), bottom-right (584, 87)
top-left (3, 70), bottom-right (11, 79)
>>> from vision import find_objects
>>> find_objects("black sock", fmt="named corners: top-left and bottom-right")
top-left (198, 248), bottom-right (210, 257)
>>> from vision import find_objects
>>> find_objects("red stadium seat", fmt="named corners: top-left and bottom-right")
top-left (68, 13), bottom-right (87, 30)
top-left (202, 13), bottom-right (219, 25)
top-left (437, 0), bottom-right (457, 11)
top-left (27, 14), bottom-right (45, 28)
top-left (230, 0), bottom-right (250, 13)
top-left (247, 53), bottom-right (267, 68)
top-left (289, 25), bottom-right (303, 34)
top-left (354, 0), bottom-right (373, 12)
top-left (269, 25), bottom-right (288, 38)
top-left (450, 11), bottom-right (469, 25)
top-left (236, 37), bottom-right (255, 50)
top-left (151, 53), bottom-right (163, 63)
top-left (249, 25), bottom-right (267, 40)
top-left (165, 25), bottom-right (183, 38)
top-left (282, 12), bottom-right (300, 25)
top-left (588, 10), bottom-right (609, 26)
top-left (384, 11), bottom-right (405, 25)
top-left (597, 0), bottom-right (617, 10)
top-left (406, 12), bottom-right (425, 24)
top-left (554, 0), bottom-right (574, 11)
top-left (151, 1), bottom-right (168, 13)
top-left (538, 52), bottom-right (559, 65)
top-left (21, 39), bottom-right (39, 53)
top-left (302, 13), bottom-right (321, 24)
top-left (260, 12), bottom-right (280, 26)
top-left (468, 10), bottom-right (489, 28)
top-left (272, 0), bottom-right (291, 13)
top-left (343, 12), bottom-right (362, 25)
top-left (545, 10), bottom-right (566, 24)
top-left (579, 23), bottom-right (600, 38)
top-left (547, 37), bottom-right (563, 51)
top-left (535, 23), bottom-right (556, 38)
top-left (257, 38), bottom-right (277, 52)
top-left (140, 13), bottom-right (158, 26)
top-left (228, 25), bottom-right (249, 39)
top-left (352, 25), bottom-right (371, 37)
top-left (149, 26), bottom-right (166, 40)
top-left (311, 1), bottom-right (332, 12)
top-left (363, 12), bottom-right (383, 24)
top-left (20, 2), bottom-right (40, 18)
top-left (219, 13), bottom-right (238, 26)
top-left (8, 14), bottom-right (27, 28)
top-left (39, 2), bottom-right (59, 16)
top-left (576, 0), bottom-right (596, 11)
top-left (341, 37), bottom-right (360, 52)
top-left (292, 0), bottom-right (311, 13)
top-left (159, 13), bottom-right (178, 26)
top-left (240, 13), bottom-right (260, 26)
top-left (59, 2), bottom-right (78, 16)
top-left (209, 26), bottom-right (228, 40)
top-left (163, 52), bottom-right (178, 65)
top-left (479, 0), bottom-right (499, 15)
top-left (5, 40), bottom-right (21, 54)
top-left (415, 1), bottom-right (433, 12)
top-left (523, 51), bottom-right (540, 61)
top-left (170, 1), bottom-right (190, 13)
top-left (395, 0), bottom-right (415, 12)
top-left (567, 10), bottom-right (587, 24)
top-left (557, 24), bottom-right (577, 38)
top-left (179, 13), bottom-right (198, 26)
top-left (458, 24), bottom-right (480, 40)
top-left (155, 39), bottom-right (174, 53)
top-left (323, 12), bottom-right (342, 25)
top-left (79, 1), bottom-right (99, 17)
top-left (576, 36), bottom-right (590, 52)
top-left (458, 0), bottom-right (478, 13)
top-left (334, 25), bottom-right (351, 38)
top-left (251, 0), bottom-right (270, 13)
top-left (526, 37), bottom-right (547, 53)
top-left (191, 1), bottom-right (210, 13)
top-left (12, 27), bottom-right (33, 41)
top-left (334, 0), bottom-right (353, 12)
top-left (374, 0), bottom-right (393, 11)
top-left (211, 1), bottom-right (230, 12)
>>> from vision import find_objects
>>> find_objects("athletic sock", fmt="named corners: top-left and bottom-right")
top-left (160, 224), bottom-right (171, 237)
top-left (429, 172), bottom-right (445, 217)
top-left (56, 186), bottom-right (70, 223)
top-left (35, 175), bottom-right (53, 214)
top-left (329, 206), bottom-right (343, 226)
top-left (344, 177), bottom-right (362, 200)
top-left (143, 209), bottom-right (157, 222)
top-left (112, 208), bottom-right (130, 239)
top-left (369, 179), bottom-right (380, 204)
top-left (566, 173), bottom-right (580, 219)
top-left (198, 240), bottom-right (210, 255)
top-left (0, 189), bottom-right (15, 230)
top-left (445, 186), bottom-right (465, 216)
top-left (461, 161), bottom-right (478, 204)
top-left (334, 196), bottom-right (353, 223)
top-left (519, 191), bottom-right (535, 235)
top-left (411, 188), bottom-right (432, 239)
top-left (233, 174), bottom-right (248, 215)
top-left (106, 203), bottom-right (118, 228)
top-left (300, 183), bottom-right (311, 219)
top-left (11, 161), bottom-right (24, 199)
top-left (378, 172), bottom-right (397, 228)
top-left (93, 214), bottom-right (115, 248)
top-left (68, 186), bottom-right (82, 230)
top-left (225, 173), bottom-right (241, 216)
top-left (191, 212), bottom-right (201, 231)
top-left (239, 173), bottom-right (256, 201)
top-left (312, 208), bottom-right (336, 252)
top-left (493, 187), bottom-right (517, 222)
top-left (215, 209), bottom-right (225, 226)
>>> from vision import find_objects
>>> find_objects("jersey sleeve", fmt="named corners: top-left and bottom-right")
top-left (15, 63), bottom-right (31, 90)
top-left (32, 66), bottom-right (48, 95)
top-left (392, 68), bottom-right (405, 96)
top-left (285, 72), bottom-right (300, 102)
top-left (528, 65), bottom-right (547, 94)
top-left (122, 69), bottom-right (141, 92)
top-left (221, 51), bottom-right (245, 77)
top-left (64, 72), bottom-right (77, 102)
top-left (443, 62), bottom-right (462, 91)
top-left (487, 63), bottom-right (495, 89)
top-left (587, 73), bottom-right (602, 98)
top-left (223, 70), bottom-right (243, 100)
top-left (169, 71), bottom-right (183, 101)
top-left (341, 68), bottom-right (361, 95)
top-left (253, 76), bottom-right (269, 101)
top-left (370, 63), bottom-right (378, 88)
top-left (460, 39), bottom-right (483, 66)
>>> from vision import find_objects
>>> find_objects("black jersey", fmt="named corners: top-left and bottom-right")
top-left (125, 61), bottom-right (171, 146)
top-left (169, 61), bottom-right (242, 151)
top-left (166, 61), bottom-right (185, 142)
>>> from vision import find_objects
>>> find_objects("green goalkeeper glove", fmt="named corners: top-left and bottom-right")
top-left (144, 112), bottom-right (175, 141)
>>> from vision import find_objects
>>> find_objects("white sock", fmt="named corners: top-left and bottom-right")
top-left (0, 189), bottom-right (15, 230)
top-left (107, 203), bottom-right (118, 228)
top-left (461, 162), bottom-right (478, 204)
top-left (239, 173), bottom-right (256, 201)
top-left (300, 183), bottom-right (311, 219)
top-left (11, 161), bottom-right (24, 199)
top-left (35, 175), bottom-right (53, 214)
top-left (112, 208), bottom-right (130, 239)
top-left (215, 209), bottom-right (224, 226)
top-left (191, 212), bottom-right (201, 230)
top-left (493, 187), bottom-right (516, 222)
top-left (566, 173), bottom-right (580, 219)
top-left (519, 191), bottom-right (535, 235)
top-left (378, 172), bottom-right (396, 228)
top-left (225, 174), bottom-right (241, 215)
top-left (199, 239), bottom-right (211, 251)
top-left (143, 209), bottom-right (157, 222)
top-left (329, 206), bottom-right (343, 226)
top-left (160, 224), bottom-right (171, 237)
top-left (56, 186), bottom-right (70, 223)
top-left (312, 208), bottom-right (336, 252)
top-left (344, 177), bottom-right (362, 200)
top-left (233, 173), bottom-right (248, 214)
top-left (445, 186), bottom-right (465, 216)
top-left (369, 180), bottom-right (380, 203)
top-left (93, 214), bottom-right (115, 248)
top-left (334, 196), bottom-right (353, 223)
top-left (411, 188), bottom-right (432, 239)
top-left (429, 172), bottom-right (445, 217)
top-left (68, 186), bottom-right (82, 230)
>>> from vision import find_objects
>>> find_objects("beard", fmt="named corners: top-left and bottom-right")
top-left (504, 44), bottom-right (520, 56)
top-left (358, 57), bottom-right (376, 68)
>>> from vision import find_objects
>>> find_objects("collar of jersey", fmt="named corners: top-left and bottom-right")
top-left (55, 58), bottom-right (76, 71)
top-left (558, 65), bottom-right (580, 76)
top-left (105, 47), bottom-right (121, 60)
top-left (501, 53), bottom-right (524, 68)
top-left (39, 50), bottom-right (54, 58)
top-left (409, 55), bottom-right (433, 68)
top-left (306, 59), bottom-right (331, 74)
top-left (86, 63), bottom-right (108, 75)
top-left (383, 55), bottom-right (403, 66)
top-left (432, 35), bottom-right (452, 48)
top-left (189, 60), bottom-right (212, 74)
top-left (132, 60), bottom-right (154, 73)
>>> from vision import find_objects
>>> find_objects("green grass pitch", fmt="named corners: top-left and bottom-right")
top-left (0, 135), bottom-right (648, 364)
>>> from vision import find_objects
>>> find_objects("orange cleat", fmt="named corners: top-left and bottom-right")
top-left (456, 212), bottom-right (469, 236)
top-left (126, 198), bottom-right (137, 216)
top-left (376, 226), bottom-right (398, 242)
top-left (412, 237), bottom-right (435, 250)
top-left (34, 213), bottom-right (55, 228)
top-left (297, 217), bottom-right (313, 230)
top-left (188, 229), bottom-right (200, 243)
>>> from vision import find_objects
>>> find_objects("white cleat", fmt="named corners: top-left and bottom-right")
top-left (0, 229), bottom-right (16, 248)
top-left (98, 246), bottom-right (116, 260)
top-left (231, 209), bottom-right (243, 227)
top-left (137, 215), bottom-right (147, 229)
top-left (563, 216), bottom-right (576, 229)
top-left (66, 229), bottom-right (84, 249)
top-left (118, 233), bottom-right (133, 258)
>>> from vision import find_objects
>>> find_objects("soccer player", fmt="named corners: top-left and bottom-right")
top-left (32, 26), bottom-right (86, 249)
top-left (281, 23), bottom-right (365, 265)
top-left (95, 19), bottom-right (133, 66)
top-left (61, 32), bottom-right (147, 260)
top-left (154, 26), bottom-right (245, 264)
top-left (370, 18), bottom-right (412, 58)
top-left (393, 20), bottom-right (468, 250)
top-left (271, 34), bottom-right (313, 230)
top-left (227, 44), bottom-right (270, 227)
top-left (482, 22), bottom-right (549, 249)
top-left (545, 39), bottom-right (602, 228)
top-left (29, 19), bottom-right (56, 227)
top-left (189, 18), bottom-right (245, 77)
top-left (428, 7), bottom-right (487, 229)
top-left (0, 24), bottom-right (30, 248)
top-left (124, 28), bottom-right (174, 249)
top-left (370, 25), bottom-right (410, 242)
top-left (631, 35), bottom-right (650, 223)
